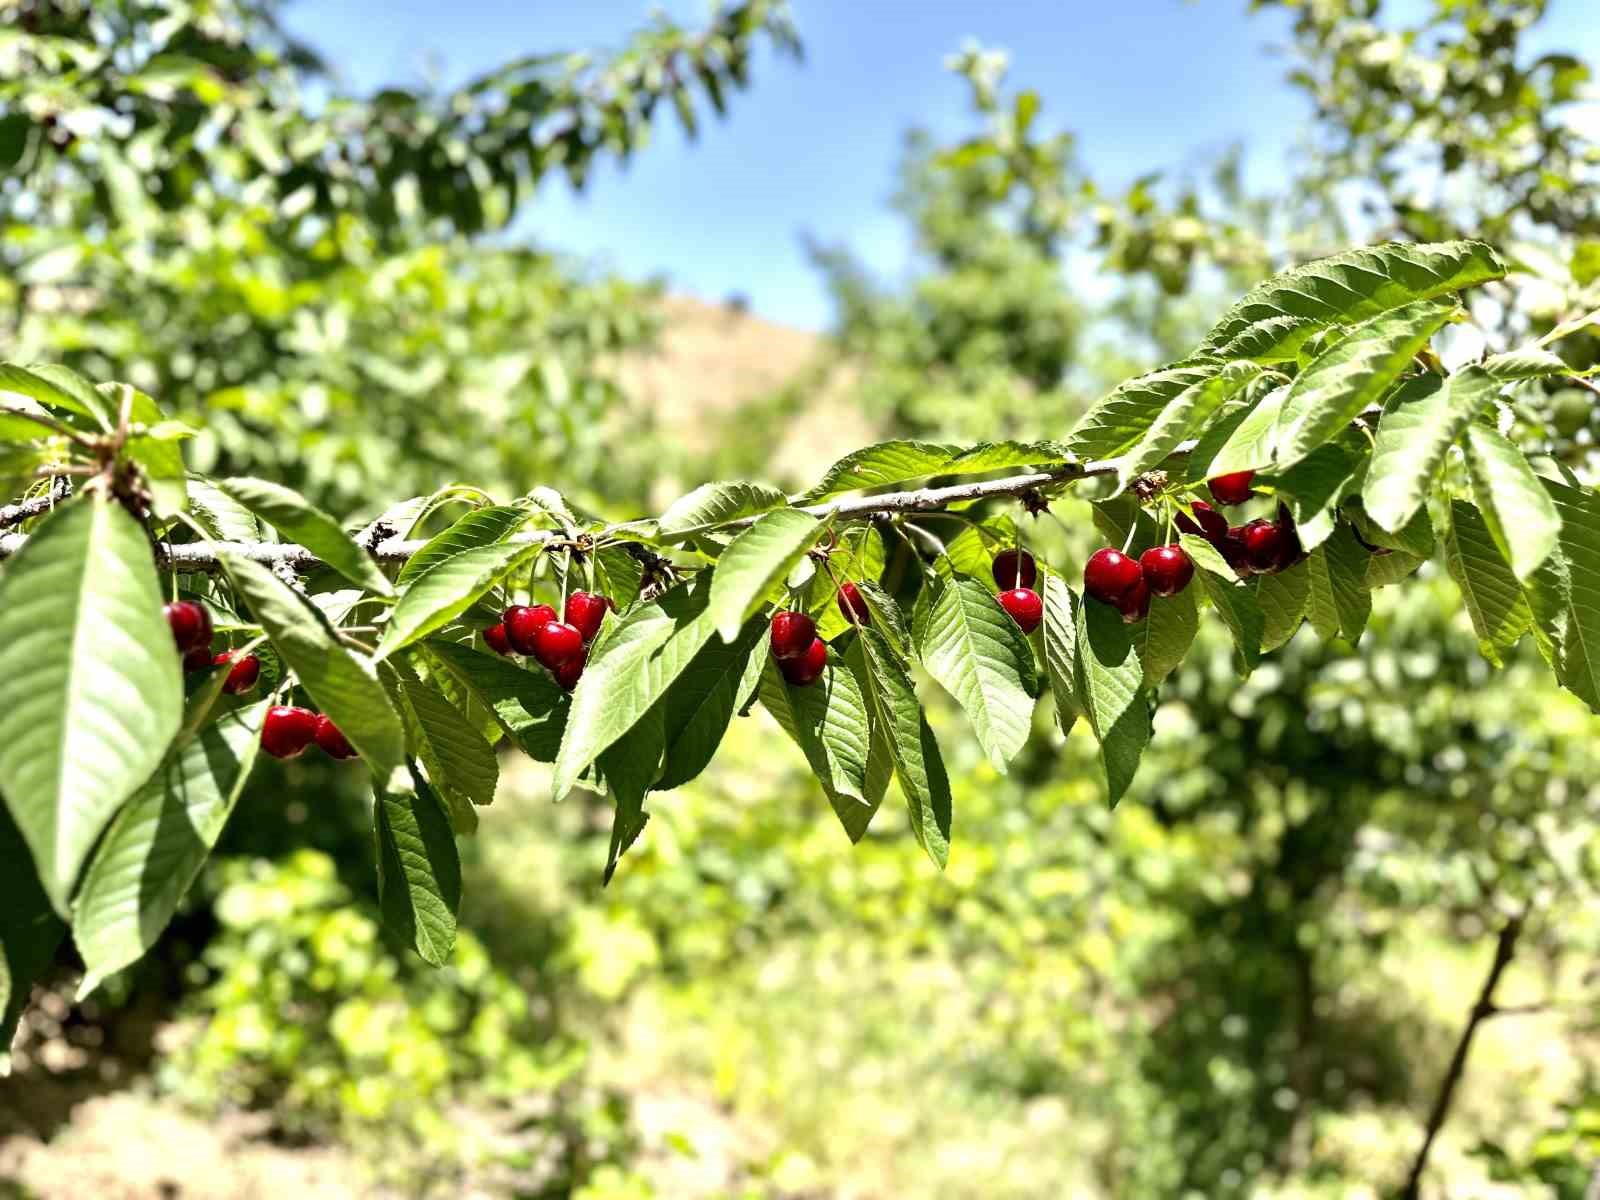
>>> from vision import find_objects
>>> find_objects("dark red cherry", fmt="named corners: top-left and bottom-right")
top-left (1084, 548), bottom-right (1144, 606)
top-left (182, 645), bottom-right (213, 674)
top-left (990, 549), bottom-right (1037, 591)
top-left (1175, 500), bottom-right (1229, 542)
top-left (1207, 470), bottom-right (1256, 506)
top-left (554, 647), bottom-right (587, 692)
top-left (483, 623), bottom-right (513, 656)
top-left (503, 603), bottom-right (557, 656)
top-left (838, 582), bottom-right (871, 625)
top-left (261, 706), bottom-right (318, 759)
top-left (164, 600), bottom-right (212, 653)
top-left (1220, 526), bottom-right (1254, 577)
top-left (1242, 519), bottom-right (1288, 574)
top-left (1117, 578), bottom-right (1151, 624)
top-left (213, 651), bottom-right (261, 694)
top-left (779, 637), bottom-right (828, 686)
top-left (1273, 504), bottom-right (1305, 570)
top-left (313, 714), bottom-right (358, 761)
top-left (1139, 545), bottom-right (1194, 597)
top-left (532, 621), bottom-right (585, 670)
top-left (564, 591), bottom-right (610, 644)
top-left (770, 610), bottom-right (817, 661)
top-left (996, 587), bottom-right (1043, 634)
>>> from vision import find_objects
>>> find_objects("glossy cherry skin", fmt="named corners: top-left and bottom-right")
top-left (503, 604), bottom-right (558, 656)
top-left (991, 549), bottom-right (1038, 591)
top-left (164, 600), bottom-right (213, 653)
top-left (1175, 500), bottom-right (1229, 542)
top-left (1208, 470), bottom-right (1256, 506)
top-left (213, 652), bottom-right (261, 694)
top-left (261, 706), bottom-right (318, 759)
top-left (838, 582), bottom-right (871, 625)
top-left (314, 714), bottom-right (358, 760)
top-left (770, 610), bottom-right (818, 661)
top-left (182, 645), bottom-right (213, 673)
top-left (1139, 545), bottom-right (1194, 597)
top-left (1084, 548), bottom-right (1144, 606)
top-left (564, 592), bottom-right (610, 644)
top-left (533, 620), bottom-right (585, 670)
top-left (779, 637), bottom-right (828, 686)
top-left (1220, 526), bottom-right (1254, 577)
top-left (554, 647), bottom-right (587, 692)
top-left (1117, 578), bottom-right (1152, 624)
top-left (1273, 505), bottom-right (1305, 570)
top-left (483, 623), bottom-right (513, 656)
top-left (1242, 519), bottom-right (1288, 574)
top-left (996, 587), bottom-right (1043, 634)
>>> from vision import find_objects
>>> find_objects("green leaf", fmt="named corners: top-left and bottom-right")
top-left (795, 439), bottom-right (1072, 503)
top-left (374, 770), bottom-right (460, 967)
top-left (854, 627), bottom-right (952, 864)
top-left (219, 551), bottom-right (406, 786)
top-left (553, 578), bottom-right (721, 800)
top-left (1182, 377), bottom-right (1276, 483)
top-left (1195, 240), bottom-right (1504, 362)
top-left (187, 477), bottom-right (262, 542)
top-left (1463, 423), bottom-right (1560, 581)
top-left (1073, 597), bottom-right (1150, 808)
top-left (393, 673), bottom-right (499, 832)
top-left (1255, 560), bottom-right (1310, 651)
top-left (1305, 525), bottom-right (1372, 645)
top-left (758, 651), bottom-right (879, 843)
top-left (423, 640), bottom-right (567, 761)
top-left (396, 506), bottom-right (528, 585)
top-left (1443, 500), bottom-right (1533, 667)
top-left (1363, 550), bottom-right (1425, 591)
top-left (0, 803), bottom-right (65, 1069)
top-left (0, 363), bottom-right (113, 429)
top-left (654, 617), bottom-right (767, 792)
top-left (1205, 384), bottom-right (1289, 478)
top-left (1066, 361), bottom-right (1223, 460)
top-left (1265, 440), bottom-right (1366, 550)
top-left (1271, 299), bottom-right (1458, 470)
top-left (658, 481), bottom-right (789, 537)
top-left (378, 541), bottom-right (541, 659)
top-left (915, 575), bottom-right (1037, 773)
top-left (1363, 370), bottom-right (1501, 533)
top-left (1040, 571), bottom-right (1082, 735)
top-left (218, 477), bottom-right (392, 596)
top-left (1140, 584), bottom-right (1199, 686)
top-left (708, 509), bottom-right (829, 641)
top-left (1177, 532), bottom-right (1237, 581)
top-left (599, 706), bottom-right (665, 882)
top-left (591, 545), bottom-right (645, 608)
top-left (1116, 361), bottom-right (1265, 490)
top-left (0, 497), bottom-right (183, 912)
top-left (849, 577), bottom-right (912, 656)
top-left (1194, 564), bottom-right (1266, 674)
top-left (1540, 481), bottom-right (1600, 712)
top-left (1480, 347), bottom-right (1574, 381)
top-left (73, 701), bottom-right (267, 995)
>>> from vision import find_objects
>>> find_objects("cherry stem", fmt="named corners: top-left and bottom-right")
top-left (1121, 520), bottom-right (1137, 555)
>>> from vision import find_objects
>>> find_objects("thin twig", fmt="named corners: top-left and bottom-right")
top-left (1399, 911), bottom-right (1526, 1200)
top-left (0, 477), bottom-right (72, 528)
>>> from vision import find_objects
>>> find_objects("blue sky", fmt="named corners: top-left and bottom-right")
top-left (285, 1), bottom-right (1598, 330)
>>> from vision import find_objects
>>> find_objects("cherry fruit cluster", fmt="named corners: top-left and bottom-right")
top-left (483, 590), bottom-right (614, 691)
top-left (261, 705), bottom-right (359, 761)
top-left (163, 600), bottom-right (260, 694)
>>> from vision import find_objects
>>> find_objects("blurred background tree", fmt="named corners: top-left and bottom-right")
top-left (2, 1), bottom-right (1600, 1198)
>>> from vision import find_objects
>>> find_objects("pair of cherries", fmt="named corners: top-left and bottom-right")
top-left (261, 705), bottom-right (357, 761)
top-left (484, 591), bottom-right (613, 691)
top-left (1083, 544), bottom-right (1193, 623)
top-left (990, 549), bottom-right (1044, 634)
top-left (1176, 469), bottom-right (1303, 577)
top-left (164, 600), bottom-right (260, 695)
top-left (770, 578), bottom-right (881, 686)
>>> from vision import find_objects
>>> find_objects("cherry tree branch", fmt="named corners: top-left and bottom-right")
top-left (0, 478), bottom-right (73, 529)
top-left (0, 458), bottom-right (1126, 572)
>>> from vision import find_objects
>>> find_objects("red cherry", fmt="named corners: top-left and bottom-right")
top-left (770, 610), bottom-right (817, 661)
top-left (213, 651), bottom-right (261, 694)
top-left (1117, 578), bottom-right (1151, 624)
top-left (1220, 526), bottom-right (1254, 577)
top-left (996, 587), bottom-right (1043, 634)
top-left (1273, 504), bottom-right (1305, 570)
top-left (1084, 548), bottom-right (1144, 606)
top-left (164, 600), bottom-right (213, 653)
top-left (991, 549), bottom-right (1037, 591)
top-left (1175, 500), bottom-right (1229, 542)
top-left (779, 637), bottom-right (827, 686)
top-left (261, 706), bottom-right (318, 759)
top-left (483, 623), bottom-right (513, 656)
top-left (182, 645), bottom-right (212, 674)
top-left (1207, 470), bottom-right (1256, 506)
top-left (503, 604), bottom-right (557, 656)
top-left (838, 582), bottom-right (871, 625)
top-left (532, 621), bottom-right (585, 670)
top-left (313, 714), bottom-right (358, 761)
top-left (564, 591), bottom-right (611, 644)
top-left (1242, 519), bottom-right (1288, 574)
top-left (554, 647), bottom-right (587, 692)
top-left (1139, 545), bottom-right (1194, 597)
